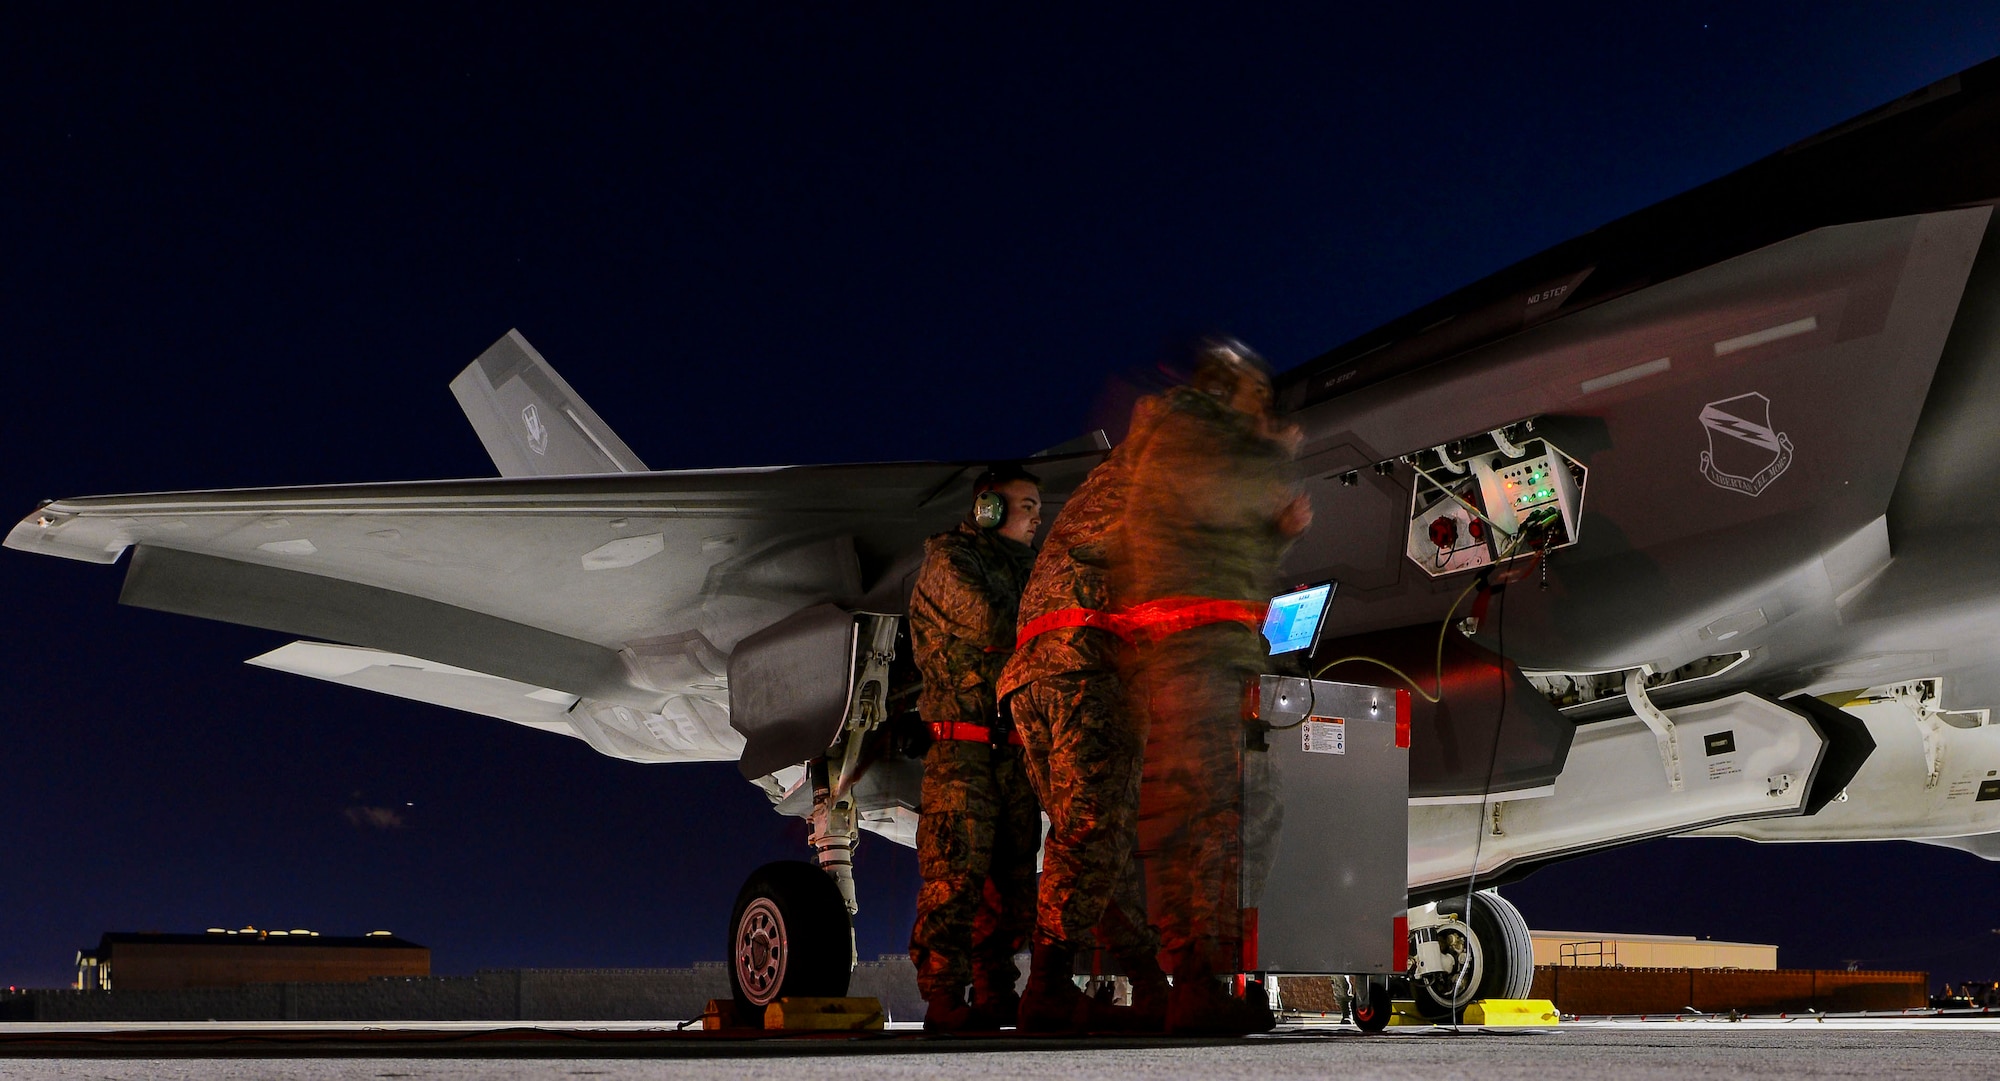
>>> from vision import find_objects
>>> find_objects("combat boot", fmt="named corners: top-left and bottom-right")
top-left (1165, 974), bottom-right (1273, 1036)
top-left (1121, 952), bottom-right (1170, 1033)
top-left (923, 986), bottom-right (978, 1033)
top-left (969, 944), bottom-right (1024, 1029)
top-left (1018, 943), bottom-right (1094, 1033)
top-left (1240, 977), bottom-right (1277, 1033)
top-left (970, 985), bottom-right (1020, 1029)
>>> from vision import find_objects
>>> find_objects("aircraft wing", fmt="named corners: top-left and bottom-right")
top-left (5, 458), bottom-right (1098, 762)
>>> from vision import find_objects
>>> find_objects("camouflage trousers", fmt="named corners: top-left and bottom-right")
top-left (1129, 626), bottom-right (1284, 978)
top-left (1011, 672), bottom-right (1161, 963)
top-left (910, 738), bottom-right (1042, 999)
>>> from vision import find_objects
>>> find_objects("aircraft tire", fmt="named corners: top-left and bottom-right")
top-left (1473, 889), bottom-right (1536, 1001)
top-left (727, 860), bottom-right (853, 1018)
top-left (1411, 889), bottom-right (1534, 1020)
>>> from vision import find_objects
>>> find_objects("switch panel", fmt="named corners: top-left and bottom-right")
top-left (1403, 426), bottom-right (1586, 578)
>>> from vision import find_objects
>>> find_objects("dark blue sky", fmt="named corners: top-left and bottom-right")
top-left (5, 5), bottom-right (1999, 990)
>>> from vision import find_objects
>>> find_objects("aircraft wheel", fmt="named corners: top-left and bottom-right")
top-left (1352, 977), bottom-right (1392, 1033)
top-left (1412, 889), bottom-right (1533, 1020)
top-left (1474, 889), bottom-right (1536, 1001)
top-left (727, 861), bottom-right (852, 1017)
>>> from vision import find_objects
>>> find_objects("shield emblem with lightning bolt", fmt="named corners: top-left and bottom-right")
top-left (1699, 391), bottom-right (1793, 496)
top-left (522, 403), bottom-right (551, 455)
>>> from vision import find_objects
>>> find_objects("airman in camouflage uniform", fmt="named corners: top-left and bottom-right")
top-left (1116, 340), bottom-right (1311, 1036)
top-left (908, 466), bottom-right (1043, 1031)
top-left (999, 395), bottom-right (1171, 1033)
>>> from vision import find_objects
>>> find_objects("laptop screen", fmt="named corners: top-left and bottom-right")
top-left (1262, 582), bottom-right (1335, 656)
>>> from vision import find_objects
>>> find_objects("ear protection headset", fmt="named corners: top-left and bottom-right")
top-left (973, 489), bottom-right (1007, 530)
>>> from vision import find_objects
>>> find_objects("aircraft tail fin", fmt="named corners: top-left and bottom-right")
top-left (450, 330), bottom-right (650, 477)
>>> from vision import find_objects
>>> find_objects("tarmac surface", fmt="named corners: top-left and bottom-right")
top-left (4, 1017), bottom-right (2000, 1079)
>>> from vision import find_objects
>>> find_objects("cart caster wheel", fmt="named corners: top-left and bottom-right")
top-left (1353, 979), bottom-right (1391, 1033)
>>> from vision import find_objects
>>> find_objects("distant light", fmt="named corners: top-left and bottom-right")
top-left (290, 929), bottom-right (312, 935)
top-left (239, 927), bottom-right (257, 933)
top-left (269, 931), bottom-right (289, 936)
top-left (206, 928), bottom-right (227, 934)
top-left (367, 930), bottom-right (393, 937)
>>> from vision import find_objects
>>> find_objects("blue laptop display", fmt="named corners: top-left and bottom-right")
top-left (1262, 582), bottom-right (1335, 656)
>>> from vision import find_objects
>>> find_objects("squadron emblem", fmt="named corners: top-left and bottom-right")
top-left (1698, 391), bottom-right (1792, 496)
top-left (522, 403), bottom-right (550, 455)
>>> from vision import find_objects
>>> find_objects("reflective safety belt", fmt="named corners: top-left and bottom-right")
top-left (1015, 596), bottom-right (1268, 649)
top-left (1012, 607), bottom-right (1128, 646)
top-left (930, 720), bottom-right (1025, 746)
top-left (1119, 597), bottom-right (1268, 643)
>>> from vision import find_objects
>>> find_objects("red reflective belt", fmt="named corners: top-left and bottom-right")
top-left (930, 721), bottom-right (1024, 746)
top-left (1015, 597), bottom-right (1269, 649)
top-left (1014, 607), bottom-right (1128, 648)
top-left (1119, 597), bottom-right (1267, 643)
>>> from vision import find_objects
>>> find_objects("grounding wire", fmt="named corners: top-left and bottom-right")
top-left (1447, 513), bottom-right (1558, 1027)
top-left (1303, 508), bottom-right (1554, 1020)
top-left (1442, 570), bottom-right (1510, 1029)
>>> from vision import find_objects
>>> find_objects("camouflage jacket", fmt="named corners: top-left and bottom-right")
top-left (997, 394), bottom-right (1172, 697)
top-left (910, 522), bottom-right (1037, 728)
top-left (1113, 387), bottom-right (1300, 664)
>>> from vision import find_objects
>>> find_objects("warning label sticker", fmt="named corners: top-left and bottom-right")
top-left (1707, 759), bottom-right (1741, 782)
top-left (1302, 718), bottom-right (1346, 755)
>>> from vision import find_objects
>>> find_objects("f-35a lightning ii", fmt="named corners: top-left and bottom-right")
top-left (18, 58), bottom-right (2000, 1020)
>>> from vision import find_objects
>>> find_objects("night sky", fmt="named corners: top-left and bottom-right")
top-left (7, 6), bottom-right (2000, 991)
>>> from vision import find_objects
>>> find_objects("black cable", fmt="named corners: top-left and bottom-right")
top-left (1450, 570), bottom-right (1510, 1029)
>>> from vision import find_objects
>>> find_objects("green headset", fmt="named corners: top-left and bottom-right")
top-left (973, 489), bottom-right (1008, 530)
top-left (971, 464), bottom-right (1040, 531)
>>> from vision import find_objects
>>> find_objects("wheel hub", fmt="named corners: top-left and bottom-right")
top-left (1422, 921), bottom-right (1483, 1008)
top-left (735, 897), bottom-right (789, 1006)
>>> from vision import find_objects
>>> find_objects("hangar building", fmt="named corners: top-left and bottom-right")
top-left (74, 929), bottom-right (429, 991)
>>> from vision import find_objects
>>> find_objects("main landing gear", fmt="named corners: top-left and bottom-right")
top-left (1405, 889), bottom-right (1535, 1021)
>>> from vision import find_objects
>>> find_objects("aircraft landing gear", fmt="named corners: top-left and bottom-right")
top-left (728, 613), bottom-right (903, 1018)
top-left (1408, 889), bottom-right (1534, 1021)
top-left (727, 860), bottom-right (854, 1016)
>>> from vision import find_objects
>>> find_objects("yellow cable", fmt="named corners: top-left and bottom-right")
top-left (1312, 655), bottom-right (1442, 703)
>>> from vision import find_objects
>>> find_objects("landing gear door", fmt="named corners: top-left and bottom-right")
top-left (728, 603), bottom-right (861, 779)
top-left (1250, 678), bottom-right (1410, 975)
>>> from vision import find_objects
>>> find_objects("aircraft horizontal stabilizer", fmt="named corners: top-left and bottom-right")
top-left (250, 640), bottom-right (584, 738)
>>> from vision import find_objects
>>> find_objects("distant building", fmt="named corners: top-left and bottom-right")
top-left (74, 930), bottom-right (429, 991)
top-left (1530, 930), bottom-right (1778, 970)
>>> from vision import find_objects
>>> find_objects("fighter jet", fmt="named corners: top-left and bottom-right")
top-left (17, 57), bottom-right (2000, 1021)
